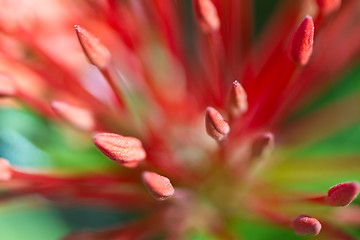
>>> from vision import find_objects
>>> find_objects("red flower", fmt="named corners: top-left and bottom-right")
top-left (0, 0), bottom-right (359, 239)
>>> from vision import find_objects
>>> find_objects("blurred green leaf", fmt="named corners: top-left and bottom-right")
top-left (0, 129), bottom-right (51, 168)
top-left (289, 62), bottom-right (360, 122)
top-left (229, 219), bottom-right (305, 240)
top-left (0, 107), bottom-right (115, 172)
top-left (0, 197), bottom-right (69, 240)
top-left (186, 231), bottom-right (218, 240)
top-left (292, 122), bottom-right (360, 158)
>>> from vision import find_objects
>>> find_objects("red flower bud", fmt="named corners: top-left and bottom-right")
top-left (292, 215), bottom-right (321, 236)
top-left (142, 171), bottom-right (174, 201)
top-left (75, 25), bottom-right (111, 70)
top-left (251, 132), bottom-right (274, 159)
top-left (93, 133), bottom-right (146, 168)
top-left (193, 0), bottom-right (220, 33)
top-left (205, 107), bottom-right (230, 141)
top-left (228, 80), bottom-right (248, 118)
top-left (50, 101), bottom-right (95, 131)
top-left (328, 182), bottom-right (359, 207)
top-left (289, 16), bottom-right (315, 65)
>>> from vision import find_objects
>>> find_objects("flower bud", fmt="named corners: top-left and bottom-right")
top-left (205, 107), bottom-right (230, 141)
top-left (251, 132), bottom-right (274, 159)
top-left (193, 0), bottom-right (220, 33)
top-left (142, 171), bottom-right (175, 201)
top-left (75, 25), bottom-right (111, 70)
top-left (228, 80), bottom-right (248, 118)
top-left (93, 133), bottom-right (146, 168)
top-left (328, 182), bottom-right (359, 207)
top-left (289, 16), bottom-right (315, 65)
top-left (292, 215), bottom-right (321, 236)
top-left (50, 101), bottom-right (95, 131)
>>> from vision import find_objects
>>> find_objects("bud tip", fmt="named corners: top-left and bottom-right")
top-left (205, 107), bottom-right (230, 141)
top-left (328, 182), bottom-right (359, 207)
top-left (228, 80), bottom-right (248, 118)
top-left (289, 15), bottom-right (315, 65)
top-left (50, 101), bottom-right (95, 131)
top-left (142, 171), bottom-right (175, 201)
top-left (292, 215), bottom-right (321, 236)
top-left (193, 0), bottom-right (220, 33)
top-left (251, 132), bottom-right (275, 159)
top-left (75, 25), bottom-right (111, 69)
top-left (93, 133), bottom-right (146, 168)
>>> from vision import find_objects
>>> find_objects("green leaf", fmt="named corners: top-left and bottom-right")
top-left (229, 219), bottom-right (305, 240)
top-left (0, 197), bottom-right (69, 240)
top-left (186, 231), bottom-right (218, 240)
top-left (0, 129), bottom-right (51, 168)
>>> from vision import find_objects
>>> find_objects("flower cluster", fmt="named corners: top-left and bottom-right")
top-left (0, 0), bottom-right (359, 239)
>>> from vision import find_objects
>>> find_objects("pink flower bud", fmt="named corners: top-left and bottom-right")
top-left (193, 0), bottom-right (220, 33)
top-left (142, 171), bottom-right (174, 201)
top-left (50, 101), bottom-right (95, 131)
top-left (93, 133), bottom-right (146, 168)
top-left (205, 107), bottom-right (230, 141)
top-left (289, 16), bottom-right (315, 65)
top-left (75, 25), bottom-right (111, 70)
top-left (328, 182), bottom-right (359, 207)
top-left (251, 132), bottom-right (274, 159)
top-left (228, 80), bottom-right (248, 118)
top-left (292, 215), bottom-right (321, 236)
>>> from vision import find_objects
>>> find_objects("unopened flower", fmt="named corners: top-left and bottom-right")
top-left (0, 0), bottom-right (359, 239)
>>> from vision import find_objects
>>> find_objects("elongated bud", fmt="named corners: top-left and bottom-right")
top-left (0, 74), bottom-right (16, 97)
top-left (316, 0), bottom-right (341, 15)
top-left (289, 16), bottom-right (314, 65)
top-left (51, 101), bottom-right (95, 131)
top-left (228, 80), bottom-right (248, 118)
top-left (142, 171), bottom-right (174, 201)
top-left (251, 132), bottom-right (274, 159)
top-left (205, 107), bottom-right (230, 141)
top-left (93, 133), bottom-right (146, 168)
top-left (328, 182), bottom-right (359, 207)
top-left (193, 0), bottom-right (220, 33)
top-left (75, 25), bottom-right (111, 70)
top-left (292, 215), bottom-right (321, 236)
top-left (0, 158), bottom-right (12, 181)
